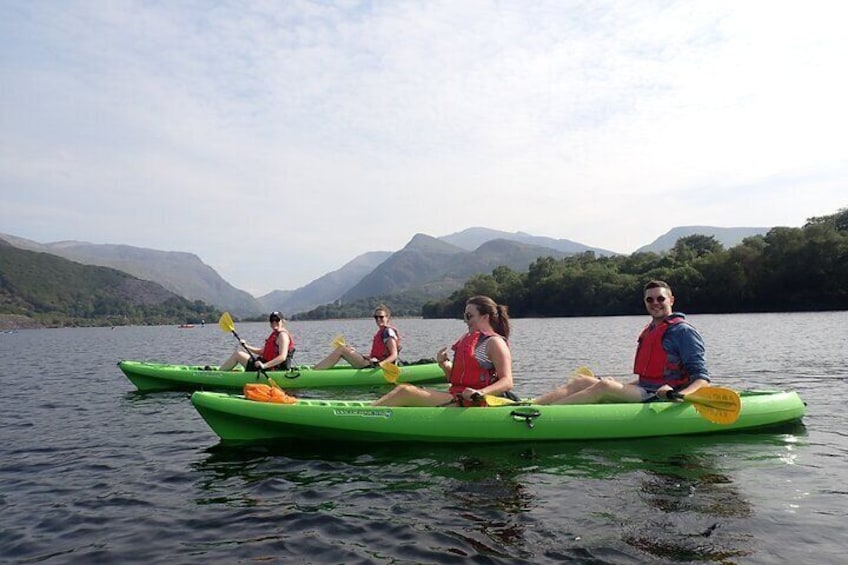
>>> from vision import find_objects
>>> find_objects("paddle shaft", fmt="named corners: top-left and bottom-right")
top-left (229, 328), bottom-right (276, 384)
top-left (218, 311), bottom-right (281, 388)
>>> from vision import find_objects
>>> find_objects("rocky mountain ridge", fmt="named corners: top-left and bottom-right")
top-left (1, 225), bottom-right (769, 316)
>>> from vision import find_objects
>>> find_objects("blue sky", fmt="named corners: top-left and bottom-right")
top-left (2, 1), bottom-right (846, 295)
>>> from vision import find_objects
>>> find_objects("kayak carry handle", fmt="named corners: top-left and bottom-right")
top-left (510, 408), bottom-right (541, 429)
top-left (284, 369), bottom-right (302, 379)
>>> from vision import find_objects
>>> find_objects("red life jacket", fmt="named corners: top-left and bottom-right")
top-left (633, 317), bottom-right (690, 389)
top-left (449, 331), bottom-right (499, 395)
top-left (369, 325), bottom-right (400, 360)
top-left (262, 329), bottom-right (295, 363)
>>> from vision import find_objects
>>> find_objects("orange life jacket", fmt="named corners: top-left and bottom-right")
top-left (243, 383), bottom-right (297, 404)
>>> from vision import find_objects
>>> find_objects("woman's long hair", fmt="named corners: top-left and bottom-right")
top-left (466, 295), bottom-right (510, 340)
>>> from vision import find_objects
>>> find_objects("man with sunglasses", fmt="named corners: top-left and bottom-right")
top-left (533, 280), bottom-right (709, 404)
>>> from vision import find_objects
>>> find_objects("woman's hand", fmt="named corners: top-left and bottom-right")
top-left (436, 347), bottom-right (450, 364)
top-left (460, 388), bottom-right (480, 401)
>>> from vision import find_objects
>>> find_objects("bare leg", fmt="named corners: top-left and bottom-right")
top-left (313, 346), bottom-right (371, 370)
top-left (536, 377), bottom-right (645, 405)
top-left (532, 374), bottom-right (598, 404)
top-left (373, 384), bottom-right (454, 406)
top-left (219, 349), bottom-right (250, 372)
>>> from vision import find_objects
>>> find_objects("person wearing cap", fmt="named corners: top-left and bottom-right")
top-left (313, 304), bottom-right (401, 369)
top-left (217, 312), bottom-right (296, 372)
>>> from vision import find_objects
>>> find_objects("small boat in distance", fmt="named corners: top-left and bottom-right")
top-left (178, 324), bottom-right (195, 329)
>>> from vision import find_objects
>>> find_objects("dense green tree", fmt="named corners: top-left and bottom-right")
top-left (806, 206), bottom-right (848, 232)
top-left (671, 235), bottom-right (723, 263)
top-left (422, 206), bottom-right (848, 318)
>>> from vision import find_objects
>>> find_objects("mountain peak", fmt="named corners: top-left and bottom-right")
top-left (403, 233), bottom-right (465, 254)
top-left (438, 227), bottom-right (618, 256)
top-left (636, 226), bottom-right (770, 253)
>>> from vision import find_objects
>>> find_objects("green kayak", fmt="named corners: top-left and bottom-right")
top-left (118, 360), bottom-right (445, 392)
top-left (191, 390), bottom-right (805, 444)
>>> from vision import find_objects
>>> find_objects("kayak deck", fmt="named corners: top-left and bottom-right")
top-left (118, 360), bottom-right (445, 392)
top-left (190, 390), bottom-right (806, 444)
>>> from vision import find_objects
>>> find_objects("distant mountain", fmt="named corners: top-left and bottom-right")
top-left (0, 238), bottom-right (219, 328)
top-left (341, 234), bottom-right (465, 300)
top-left (439, 227), bottom-right (618, 256)
top-left (636, 226), bottom-right (770, 254)
top-left (257, 251), bottom-right (393, 315)
top-left (342, 234), bottom-right (571, 301)
top-left (0, 233), bottom-right (262, 317)
top-left (256, 289), bottom-right (294, 313)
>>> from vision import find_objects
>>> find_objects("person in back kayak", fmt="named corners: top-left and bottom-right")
top-left (533, 280), bottom-right (709, 404)
top-left (217, 311), bottom-right (296, 372)
top-left (313, 304), bottom-right (401, 369)
top-left (373, 295), bottom-right (515, 407)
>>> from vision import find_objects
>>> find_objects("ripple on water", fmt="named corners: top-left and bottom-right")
top-left (1, 316), bottom-right (847, 563)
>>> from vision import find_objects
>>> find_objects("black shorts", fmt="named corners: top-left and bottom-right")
top-left (246, 356), bottom-right (292, 372)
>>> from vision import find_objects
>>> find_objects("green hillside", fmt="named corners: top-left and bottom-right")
top-left (0, 240), bottom-right (219, 328)
top-left (0, 234), bottom-right (262, 316)
top-left (424, 208), bottom-right (848, 318)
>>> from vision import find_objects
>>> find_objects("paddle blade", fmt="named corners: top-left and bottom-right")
top-left (218, 312), bottom-right (235, 333)
top-left (379, 360), bottom-right (401, 384)
top-left (573, 366), bottom-right (594, 378)
top-left (482, 395), bottom-right (518, 406)
top-left (469, 391), bottom-right (519, 406)
top-left (331, 334), bottom-right (346, 349)
top-left (684, 386), bottom-right (742, 425)
top-left (691, 403), bottom-right (739, 425)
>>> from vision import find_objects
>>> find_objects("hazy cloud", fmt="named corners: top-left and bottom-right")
top-left (2, 0), bottom-right (846, 294)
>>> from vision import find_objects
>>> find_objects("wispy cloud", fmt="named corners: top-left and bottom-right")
top-left (1, 1), bottom-right (845, 294)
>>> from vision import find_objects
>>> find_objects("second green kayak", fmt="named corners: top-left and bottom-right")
top-left (191, 390), bottom-right (806, 444)
top-left (118, 360), bottom-right (445, 392)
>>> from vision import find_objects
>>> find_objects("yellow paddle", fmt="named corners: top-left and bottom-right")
top-left (470, 393), bottom-right (523, 406)
top-left (331, 334), bottom-right (346, 349)
top-left (379, 360), bottom-right (401, 384)
top-left (217, 312), bottom-right (282, 390)
top-left (572, 366), bottom-right (595, 378)
top-left (668, 386), bottom-right (742, 425)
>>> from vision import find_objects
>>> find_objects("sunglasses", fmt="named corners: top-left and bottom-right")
top-left (374, 315), bottom-right (386, 320)
top-left (644, 296), bottom-right (667, 304)
top-left (464, 312), bottom-right (475, 320)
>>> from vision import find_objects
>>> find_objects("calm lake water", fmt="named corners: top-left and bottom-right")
top-left (1, 312), bottom-right (846, 563)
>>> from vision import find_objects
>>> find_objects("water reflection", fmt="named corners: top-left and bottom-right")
top-left (190, 442), bottom-right (540, 560)
top-left (189, 431), bottom-right (806, 562)
top-left (616, 442), bottom-right (756, 562)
